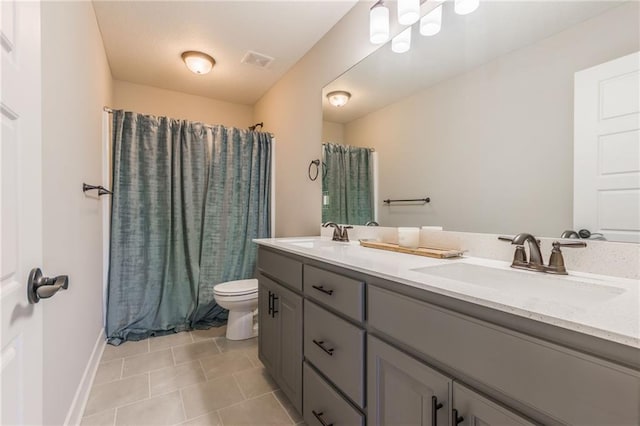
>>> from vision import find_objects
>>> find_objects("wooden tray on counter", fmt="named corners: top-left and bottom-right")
top-left (359, 240), bottom-right (464, 259)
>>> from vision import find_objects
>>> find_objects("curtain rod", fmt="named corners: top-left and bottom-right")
top-left (103, 106), bottom-right (274, 137)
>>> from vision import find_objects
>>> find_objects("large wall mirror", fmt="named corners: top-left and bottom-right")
top-left (321, 0), bottom-right (639, 243)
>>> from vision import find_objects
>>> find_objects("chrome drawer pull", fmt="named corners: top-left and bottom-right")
top-left (312, 410), bottom-right (334, 426)
top-left (312, 339), bottom-right (335, 356)
top-left (312, 284), bottom-right (334, 295)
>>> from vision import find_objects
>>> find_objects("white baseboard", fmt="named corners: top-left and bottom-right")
top-left (64, 328), bottom-right (106, 426)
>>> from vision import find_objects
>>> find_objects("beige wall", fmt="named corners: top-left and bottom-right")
top-left (322, 120), bottom-right (345, 144)
top-left (113, 80), bottom-right (253, 127)
top-left (343, 3), bottom-right (639, 237)
top-left (255, 2), bottom-right (382, 237)
top-left (41, 2), bottom-right (113, 424)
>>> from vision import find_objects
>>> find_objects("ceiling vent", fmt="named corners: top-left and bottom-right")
top-left (241, 51), bottom-right (274, 69)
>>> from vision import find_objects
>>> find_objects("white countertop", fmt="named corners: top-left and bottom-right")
top-left (254, 236), bottom-right (640, 349)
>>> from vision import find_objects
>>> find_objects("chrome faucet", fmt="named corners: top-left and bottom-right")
top-left (322, 222), bottom-right (353, 242)
top-left (500, 233), bottom-right (586, 275)
top-left (365, 221), bottom-right (379, 226)
top-left (499, 233), bottom-right (544, 271)
top-left (561, 230), bottom-right (580, 239)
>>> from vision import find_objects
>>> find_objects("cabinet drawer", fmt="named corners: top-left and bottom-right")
top-left (304, 300), bottom-right (365, 408)
top-left (304, 265), bottom-right (364, 322)
top-left (303, 362), bottom-right (364, 426)
top-left (258, 248), bottom-right (302, 291)
top-left (368, 285), bottom-right (640, 425)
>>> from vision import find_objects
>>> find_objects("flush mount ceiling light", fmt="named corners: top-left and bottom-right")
top-left (455, 0), bottom-right (480, 15)
top-left (420, 4), bottom-right (443, 36)
top-left (181, 51), bottom-right (215, 75)
top-left (370, 0), bottom-right (390, 44)
top-left (392, 27), bottom-right (412, 53)
top-left (327, 91), bottom-right (352, 107)
top-left (397, 0), bottom-right (420, 25)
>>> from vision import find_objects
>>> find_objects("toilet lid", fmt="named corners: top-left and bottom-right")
top-left (214, 279), bottom-right (258, 296)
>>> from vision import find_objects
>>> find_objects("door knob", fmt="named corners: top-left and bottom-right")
top-left (27, 268), bottom-right (69, 304)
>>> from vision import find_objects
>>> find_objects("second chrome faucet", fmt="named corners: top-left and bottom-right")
top-left (500, 233), bottom-right (586, 275)
top-left (322, 222), bottom-right (353, 242)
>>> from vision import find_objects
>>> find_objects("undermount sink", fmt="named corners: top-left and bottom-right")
top-left (411, 263), bottom-right (625, 306)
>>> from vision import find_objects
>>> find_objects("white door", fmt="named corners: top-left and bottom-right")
top-left (574, 52), bottom-right (640, 243)
top-left (1, 1), bottom-right (44, 425)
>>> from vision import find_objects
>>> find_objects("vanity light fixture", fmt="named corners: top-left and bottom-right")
top-left (454, 0), bottom-right (480, 15)
top-left (327, 91), bottom-right (352, 107)
top-left (370, 0), bottom-right (390, 44)
top-left (181, 51), bottom-right (215, 75)
top-left (392, 27), bottom-right (412, 53)
top-left (420, 4), bottom-right (443, 36)
top-left (397, 0), bottom-right (420, 25)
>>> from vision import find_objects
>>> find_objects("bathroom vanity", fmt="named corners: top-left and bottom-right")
top-left (254, 237), bottom-right (639, 426)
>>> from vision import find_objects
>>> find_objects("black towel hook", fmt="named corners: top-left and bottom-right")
top-left (83, 183), bottom-right (113, 196)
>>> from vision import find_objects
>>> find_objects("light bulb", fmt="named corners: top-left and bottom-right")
top-left (391, 27), bottom-right (412, 54)
top-left (397, 0), bottom-right (420, 25)
top-left (420, 5), bottom-right (443, 36)
top-left (455, 0), bottom-right (479, 15)
top-left (370, 2), bottom-right (390, 44)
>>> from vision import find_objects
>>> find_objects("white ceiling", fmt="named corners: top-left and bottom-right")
top-left (323, 1), bottom-right (626, 123)
top-left (93, 0), bottom-right (358, 105)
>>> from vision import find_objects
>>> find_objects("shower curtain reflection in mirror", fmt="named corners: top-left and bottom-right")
top-left (322, 143), bottom-right (375, 225)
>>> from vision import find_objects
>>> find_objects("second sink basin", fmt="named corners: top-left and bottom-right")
top-left (411, 263), bottom-right (625, 307)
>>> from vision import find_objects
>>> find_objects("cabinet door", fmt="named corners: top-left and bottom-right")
top-left (452, 382), bottom-right (534, 426)
top-left (275, 282), bottom-right (303, 413)
top-left (258, 275), bottom-right (279, 376)
top-left (368, 335), bottom-right (451, 426)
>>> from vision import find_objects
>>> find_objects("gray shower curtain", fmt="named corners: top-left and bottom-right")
top-left (106, 111), bottom-right (271, 344)
top-left (322, 143), bottom-right (374, 225)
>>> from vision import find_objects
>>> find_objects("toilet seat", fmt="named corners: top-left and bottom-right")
top-left (213, 279), bottom-right (258, 297)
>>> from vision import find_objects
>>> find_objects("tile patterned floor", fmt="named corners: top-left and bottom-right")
top-left (81, 327), bottom-right (304, 426)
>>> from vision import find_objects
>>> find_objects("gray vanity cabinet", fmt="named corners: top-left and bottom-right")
top-left (451, 383), bottom-right (534, 426)
top-left (368, 335), bottom-right (450, 426)
top-left (257, 245), bottom-right (640, 426)
top-left (257, 271), bottom-right (303, 412)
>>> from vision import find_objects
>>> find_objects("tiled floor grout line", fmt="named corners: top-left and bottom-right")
top-left (231, 372), bottom-right (248, 400)
top-left (271, 391), bottom-right (296, 425)
top-left (170, 346), bottom-right (178, 366)
top-left (214, 390), bottom-right (279, 414)
top-left (170, 345), bottom-right (177, 366)
top-left (213, 337), bottom-right (223, 353)
top-left (177, 388), bottom-right (188, 425)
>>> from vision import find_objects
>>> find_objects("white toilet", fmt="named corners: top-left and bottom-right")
top-left (213, 279), bottom-right (259, 340)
